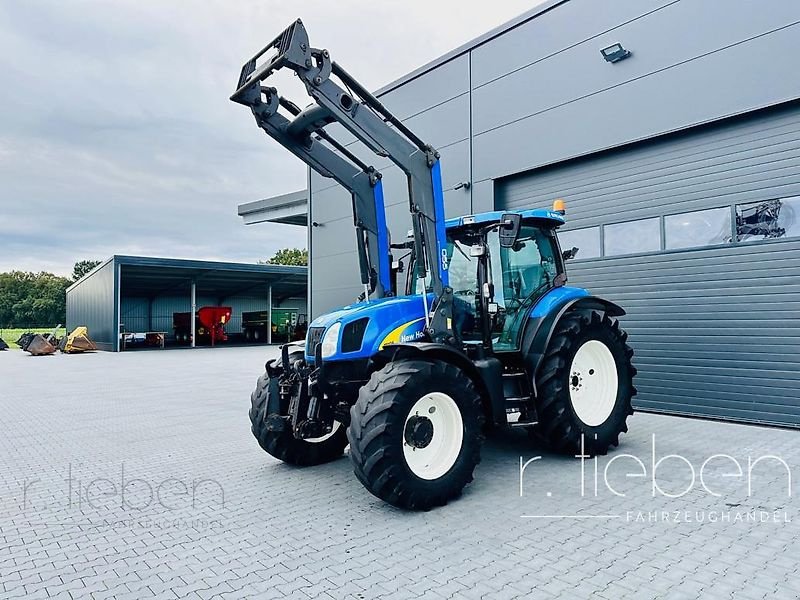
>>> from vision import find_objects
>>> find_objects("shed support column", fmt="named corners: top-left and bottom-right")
top-left (267, 285), bottom-right (273, 344)
top-left (191, 280), bottom-right (197, 348)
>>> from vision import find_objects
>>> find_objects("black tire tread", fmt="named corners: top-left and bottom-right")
top-left (347, 359), bottom-right (484, 510)
top-left (535, 310), bottom-right (636, 455)
top-left (249, 356), bottom-right (347, 466)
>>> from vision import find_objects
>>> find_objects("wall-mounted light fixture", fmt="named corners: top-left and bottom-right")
top-left (601, 43), bottom-right (631, 64)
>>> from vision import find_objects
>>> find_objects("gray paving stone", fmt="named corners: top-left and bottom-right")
top-left (2, 347), bottom-right (800, 600)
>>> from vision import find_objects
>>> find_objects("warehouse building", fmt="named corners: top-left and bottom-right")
top-left (240, 0), bottom-right (800, 427)
top-left (66, 256), bottom-right (307, 351)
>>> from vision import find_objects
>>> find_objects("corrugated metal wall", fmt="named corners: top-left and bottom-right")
top-left (65, 259), bottom-right (116, 351)
top-left (496, 103), bottom-right (800, 426)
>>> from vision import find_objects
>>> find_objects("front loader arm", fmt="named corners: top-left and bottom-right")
top-left (232, 22), bottom-right (390, 298)
top-left (231, 19), bottom-right (454, 343)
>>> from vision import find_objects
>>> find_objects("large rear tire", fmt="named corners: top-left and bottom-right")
top-left (249, 352), bottom-right (347, 466)
top-left (534, 310), bottom-right (636, 455)
top-left (347, 359), bottom-right (484, 510)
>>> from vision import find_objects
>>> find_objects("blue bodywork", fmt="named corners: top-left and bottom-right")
top-left (306, 294), bottom-right (432, 362)
top-left (529, 286), bottom-right (588, 317)
top-left (431, 162), bottom-right (450, 287)
top-left (373, 179), bottom-right (392, 294)
top-left (305, 206), bottom-right (583, 363)
top-left (445, 208), bottom-right (565, 229)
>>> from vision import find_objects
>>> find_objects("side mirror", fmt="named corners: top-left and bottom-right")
top-left (499, 213), bottom-right (522, 248)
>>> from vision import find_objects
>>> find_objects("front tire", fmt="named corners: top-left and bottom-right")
top-left (249, 354), bottom-right (347, 466)
top-left (347, 359), bottom-right (484, 510)
top-left (534, 310), bottom-right (636, 455)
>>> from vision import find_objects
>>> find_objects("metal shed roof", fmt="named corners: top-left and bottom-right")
top-left (69, 255), bottom-right (307, 300)
top-left (114, 256), bottom-right (307, 299)
top-left (238, 190), bottom-right (308, 226)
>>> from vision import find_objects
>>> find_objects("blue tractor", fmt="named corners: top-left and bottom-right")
top-left (232, 20), bottom-right (636, 510)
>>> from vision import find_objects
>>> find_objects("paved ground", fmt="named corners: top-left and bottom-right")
top-left (1, 346), bottom-right (799, 599)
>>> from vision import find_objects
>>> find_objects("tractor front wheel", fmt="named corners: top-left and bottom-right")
top-left (534, 310), bottom-right (636, 455)
top-left (249, 353), bottom-right (347, 466)
top-left (347, 359), bottom-right (484, 510)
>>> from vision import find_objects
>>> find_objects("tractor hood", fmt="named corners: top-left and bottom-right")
top-left (306, 294), bottom-right (432, 361)
top-left (309, 295), bottom-right (428, 329)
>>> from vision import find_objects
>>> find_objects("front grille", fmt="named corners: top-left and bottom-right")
top-left (341, 318), bottom-right (369, 353)
top-left (306, 327), bottom-right (325, 356)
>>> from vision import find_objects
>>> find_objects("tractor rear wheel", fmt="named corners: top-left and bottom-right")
top-left (249, 352), bottom-right (347, 466)
top-left (347, 359), bottom-right (484, 510)
top-left (534, 310), bottom-right (636, 455)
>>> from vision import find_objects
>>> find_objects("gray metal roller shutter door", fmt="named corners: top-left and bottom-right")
top-left (496, 102), bottom-right (800, 427)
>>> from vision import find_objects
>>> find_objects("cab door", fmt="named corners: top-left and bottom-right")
top-left (488, 224), bottom-right (561, 352)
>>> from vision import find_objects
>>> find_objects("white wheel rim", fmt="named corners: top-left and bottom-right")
top-left (306, 421), bottom-right (341, 443)
top-left (569, 340), bottom-right (618, 427)
top-left (402, 392), bottom-right (463, 480)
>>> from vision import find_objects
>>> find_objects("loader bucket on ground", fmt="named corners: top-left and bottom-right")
top-left (0, 338), bottom-right (8, 351)
top-left (25, 334), bottom-right (56, 356)
top-left (16, 333), bottom-right (36, 351)
top-left (64, 326), bottom-right (97, 353)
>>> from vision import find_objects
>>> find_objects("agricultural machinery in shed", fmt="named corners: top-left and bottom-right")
top-left (173, 306), bottom-right (232, 346)
top-left (232, 20), bottom-right (636, 509)
top-left (242, 309), bottom-right (306, 343)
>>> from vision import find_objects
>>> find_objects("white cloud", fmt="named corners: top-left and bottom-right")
top-left (0, 0), bottom-right (544, 276)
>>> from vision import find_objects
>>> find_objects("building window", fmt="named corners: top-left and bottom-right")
top-left (735, 197), bottom-right (800, 243)
top-left (665, 207), bottom-right (731, 250)
top-left (557, 226), bottom-right (601, 259)
top-left (603, 217), bottom-right (661, 256)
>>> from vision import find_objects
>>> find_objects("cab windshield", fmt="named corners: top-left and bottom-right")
top-left (443, 224), bottom-right (559, 349)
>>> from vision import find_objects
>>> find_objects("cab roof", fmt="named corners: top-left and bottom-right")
top-left (445, 208), bottom-right (565, 230)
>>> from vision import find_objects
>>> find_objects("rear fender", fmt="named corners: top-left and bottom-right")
top-left (371, 343), bottom-right (506, 426)
top-left (521, 296), bottom-right (625, 395)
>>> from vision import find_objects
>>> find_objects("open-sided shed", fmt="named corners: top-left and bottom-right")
top-left (66, 256), bottom-right (307, 351)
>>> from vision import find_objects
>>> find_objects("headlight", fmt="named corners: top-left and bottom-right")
top-left (320, 322), bottom-right (341, 358)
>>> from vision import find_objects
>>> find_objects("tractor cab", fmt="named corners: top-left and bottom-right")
top-left (436, 208), bottom-right (567, 354)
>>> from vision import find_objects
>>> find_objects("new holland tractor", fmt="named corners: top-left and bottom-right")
top-left (232, 20), bottom-right (636, 510)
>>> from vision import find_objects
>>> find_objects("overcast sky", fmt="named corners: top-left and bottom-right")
top-left (0, 0), bottom-right (543, 276)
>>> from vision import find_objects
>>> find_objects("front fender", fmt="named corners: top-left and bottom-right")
top-left (371, 342), bottom-right (472, 373)
top-left (371, 343), bottom-right (505, 427)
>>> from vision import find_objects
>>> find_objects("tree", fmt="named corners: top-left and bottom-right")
top-left (0, 271), bottom-right (71, 327)
top-left (262, 248), bottom-right (308, 266)
top-left (72, 260), bottom-right (102, 280)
